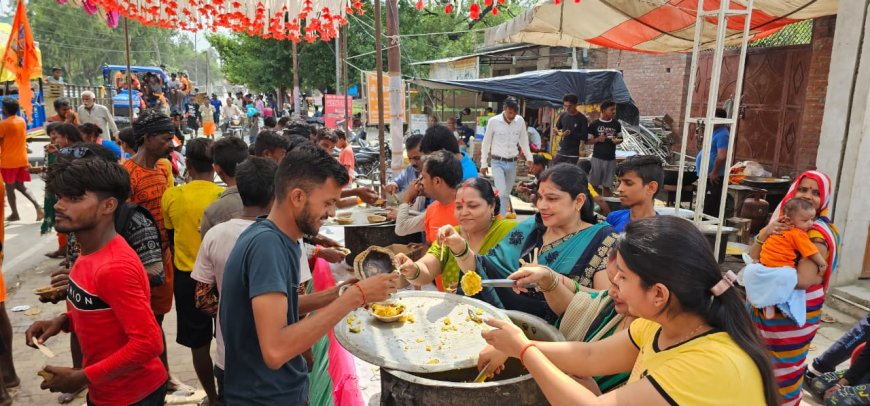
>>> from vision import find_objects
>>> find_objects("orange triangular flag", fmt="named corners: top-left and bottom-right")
top-left (2, 0), bottom-right (39, 121)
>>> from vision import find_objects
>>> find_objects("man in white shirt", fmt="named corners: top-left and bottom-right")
top-left (78, 91), bottom-right (119, 140)
top-left (222, 99), bottom-right (243, 132)
top-left (480, 99), bottom-right (532, 217)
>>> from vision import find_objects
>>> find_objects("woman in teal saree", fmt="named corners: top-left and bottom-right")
top-left (445, 164), bottom-right (617, 324)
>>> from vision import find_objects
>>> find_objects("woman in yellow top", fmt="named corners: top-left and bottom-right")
top-left (395, 178), bottom-right (515, 292)
top-left (479, 216), bottom-right (779, 405)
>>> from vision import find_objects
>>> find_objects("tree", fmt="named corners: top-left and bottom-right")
top-left (208, 33), bottom-right (296, 94)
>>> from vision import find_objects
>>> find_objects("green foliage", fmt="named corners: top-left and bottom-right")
top-left (27, 0), bottom-right (223, 87)
top-left (209, 0), bottom-right (523, 91)
top-left (208, 33), bottom-right (296, 93)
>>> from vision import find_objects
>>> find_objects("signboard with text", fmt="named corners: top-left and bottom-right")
top-left (428, 57), bottom-right (479, 81)
top-left (324, 94), bottom-right (352, 129)
top-left (409, 114), bottom-right (428, 135)
top-left (366, 71), bottom-right (405, 125)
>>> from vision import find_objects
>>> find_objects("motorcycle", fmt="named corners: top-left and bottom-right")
top-left (354, 137), bottom-right (391, 180)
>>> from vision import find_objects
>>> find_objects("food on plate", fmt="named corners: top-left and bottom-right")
top-left (347, 315), bottom-right (363, 333)
top-left (367, 214), bottom-right (387, 223)
top-left (425, 345), bottom-right (431, 352)
top-left (370, 302), bottom-right (406, 322)
top-left (372, 303), bottom-right (405, 317)
top-left (427, 359), bottom-right (440, 365)
top-left (335, 217), bottom-right (354, 225)
top-left (460, 271), bottom-right (483, 296)
top-left (398, 314), bottom-right (415, 323)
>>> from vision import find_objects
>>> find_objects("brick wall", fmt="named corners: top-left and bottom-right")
top-left (796, 16), bottom-right (836, 171)
top-left (605, 50), bottom-right (691, 134)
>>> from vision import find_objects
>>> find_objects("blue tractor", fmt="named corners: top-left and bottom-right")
top-left (102, 65), bottom-right (169, 127)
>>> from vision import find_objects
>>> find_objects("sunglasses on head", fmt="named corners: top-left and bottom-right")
top-left (59, 146), bottom-right (93, 159)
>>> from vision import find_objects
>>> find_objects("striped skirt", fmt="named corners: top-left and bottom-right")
top-left (750, 284), bottom-right (825, 405)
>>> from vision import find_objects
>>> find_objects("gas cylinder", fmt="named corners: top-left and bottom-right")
top-left (740, 192), bottom-right (770, 234)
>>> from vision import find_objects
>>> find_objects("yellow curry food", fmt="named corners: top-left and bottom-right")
top-left (461, 271), bottom-right (483, 296)
top-left (371, 303), bottom-right (405, 317)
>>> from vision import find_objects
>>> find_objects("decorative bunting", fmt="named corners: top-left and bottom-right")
top-left (55, 0), bottom-right (356, 42)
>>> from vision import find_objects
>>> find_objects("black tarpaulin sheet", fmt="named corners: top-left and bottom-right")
top-left (412, 69), bottom-right (639, 125)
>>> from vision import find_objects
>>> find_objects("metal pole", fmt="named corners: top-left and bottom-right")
top-left (674, 0), bottom-right (706, 211)
top-left (374, 0), bottom-right (387, 194)
top-left (692, 1), bottom-right (732, 225)
top-left (342, 25), bottom-right (350, 136)
top-left (124, 17), bottom-right (133, 125)
top-left (713, 1), bottom-right (755, 256)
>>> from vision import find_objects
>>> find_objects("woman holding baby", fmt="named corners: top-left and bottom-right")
top-left (748, 170), bottom-right (841, 406)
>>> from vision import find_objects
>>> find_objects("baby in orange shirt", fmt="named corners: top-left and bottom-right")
top-left (760, 198), bottom-right (827, 284)
top-left (744, 198), bottom-right (827, 325)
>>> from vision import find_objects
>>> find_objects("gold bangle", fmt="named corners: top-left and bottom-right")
top-left (539, 270), bottom-right (560, 293)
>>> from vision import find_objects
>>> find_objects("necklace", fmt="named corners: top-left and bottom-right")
top-left (665, 322), bottom-right (708, 349)
top-left (541, 223), bottom-right (591, 253)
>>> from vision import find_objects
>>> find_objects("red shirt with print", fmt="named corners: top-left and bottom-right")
top-left (66, 235), bottom-right (166, 405)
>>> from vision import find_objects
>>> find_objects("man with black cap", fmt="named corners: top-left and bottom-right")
top-left (121, 109), bottom-right (181, 388)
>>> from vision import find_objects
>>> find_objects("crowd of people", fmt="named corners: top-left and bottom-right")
top-left (0, 87), bottom-right (863, 406)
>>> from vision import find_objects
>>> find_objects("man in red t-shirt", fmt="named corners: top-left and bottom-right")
top-left (26, 158), bottom-right (166, 405)
top-left (420, 150), bottom-right (461, 244)
top-left (336, 130), bottom-right (355, 182)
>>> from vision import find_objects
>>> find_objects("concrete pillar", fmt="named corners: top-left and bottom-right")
top-left (816, 1), bottom-right (870, 285)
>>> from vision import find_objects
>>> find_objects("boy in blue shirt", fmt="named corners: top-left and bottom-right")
top-left (606, 155), bottom-right (663, 233)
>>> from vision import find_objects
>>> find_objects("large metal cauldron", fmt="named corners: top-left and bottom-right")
top-left (379, 310), bottom-right (564, 406)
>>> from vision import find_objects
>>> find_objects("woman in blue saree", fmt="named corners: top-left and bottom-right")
top-left (439, 163), bottom-right (617, 324)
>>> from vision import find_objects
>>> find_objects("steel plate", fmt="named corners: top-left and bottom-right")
top-left (334, 291), bottom-right (510, 374)
top-left (327, 207), bottom-right (394, 227)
